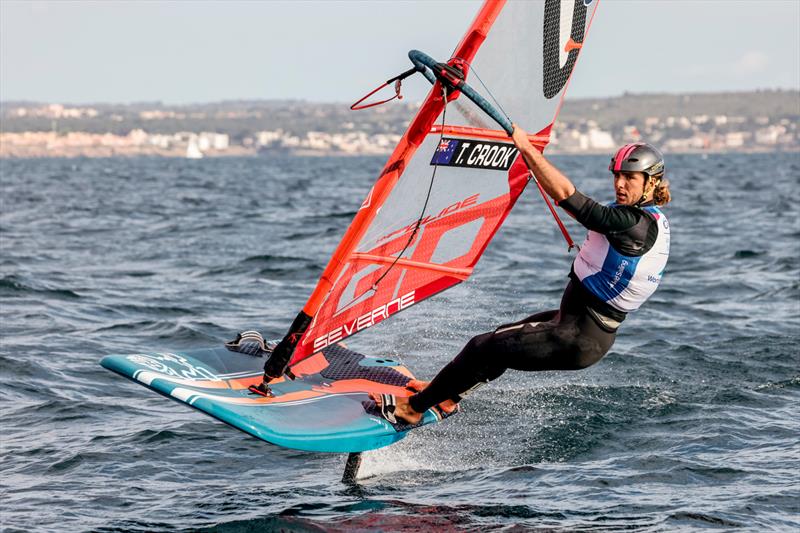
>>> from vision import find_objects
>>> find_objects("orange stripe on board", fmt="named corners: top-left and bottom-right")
top-left (312, 379), bottom-right (412, 397)
top-left (289, 351), bottom-right (330, 377)
top-left (226, 352), bottom-right (331, 389)
top-left (227, 374), bottom-right (266, 390)
top-left (142, 374), bottom-right (232, 389)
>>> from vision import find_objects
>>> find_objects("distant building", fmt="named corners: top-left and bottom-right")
top-left (586, 128), bottom-right (615, 150)
top-left (725, 132), bottom-right (747, 148)
top-left (11, 103), bottom-right (98, 119)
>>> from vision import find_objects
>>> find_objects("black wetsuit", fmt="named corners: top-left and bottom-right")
top-left (408, 190), bottom-right (660, 414)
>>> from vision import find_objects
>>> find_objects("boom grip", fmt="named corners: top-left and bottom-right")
top-left (408, 49), bottom-right (513, 135)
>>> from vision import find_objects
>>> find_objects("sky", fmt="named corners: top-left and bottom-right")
top-left (1, 0), bottom-right (798, 104)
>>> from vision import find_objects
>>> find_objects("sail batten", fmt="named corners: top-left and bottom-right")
top-left (350, 253), bottom-right (473, 280)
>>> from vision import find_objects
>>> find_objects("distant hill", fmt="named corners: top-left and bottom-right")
top-left (0, 99), bottom-right (418, 139)
top-left (558, 90), bottom-right (799, 128)
top-left (1, 90), bottom-right (797, 138)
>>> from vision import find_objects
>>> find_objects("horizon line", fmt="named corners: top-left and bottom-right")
top-left (1, 87), bottom-right (798, 108)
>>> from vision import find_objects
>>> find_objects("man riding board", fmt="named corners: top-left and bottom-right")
top-left (371, 126), bottom-right (672, 424)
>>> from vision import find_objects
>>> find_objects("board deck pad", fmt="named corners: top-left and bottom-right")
top-left (100, 344), bottom-right (454, 453)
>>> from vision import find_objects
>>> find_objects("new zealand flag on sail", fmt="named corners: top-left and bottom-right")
top-left (431, 137), bottom-right (518, 171)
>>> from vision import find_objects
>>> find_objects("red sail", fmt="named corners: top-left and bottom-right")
top-left (289, 0), bottom-right (599, 364)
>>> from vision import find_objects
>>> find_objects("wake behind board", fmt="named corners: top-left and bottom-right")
top-left (100, 344), bottom-right (454, 453)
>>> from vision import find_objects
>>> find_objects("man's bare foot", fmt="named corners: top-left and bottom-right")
top-left (368, 392), bottom-right (424, 424)
top-left (405, 380), bottom-right (459, 414)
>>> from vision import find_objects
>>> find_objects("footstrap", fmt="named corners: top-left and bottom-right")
top-left (225, 330), bottom-right (277, 357)
top-left (379, 393), bottom-right (397, 424)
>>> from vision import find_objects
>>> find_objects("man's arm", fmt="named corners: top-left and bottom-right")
top-left (511, 125), bottom-right (651, 252)
top-left (511, 124), bottom-right (575, 202)
top-left (560, 190), bottom-right (641, 234)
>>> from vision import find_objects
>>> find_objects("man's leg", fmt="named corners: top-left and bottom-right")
top-left (407, 309), bottom-right (560, 414)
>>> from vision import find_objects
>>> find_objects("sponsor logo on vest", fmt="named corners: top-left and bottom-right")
top-left (647, 274), bottom-right (661, 283)
top-left (431, 137), bottom-right (518, 171)
top-left (313, 290), bottom-right (415, 352)
top-left (609, 259), bottom-right (629, 289)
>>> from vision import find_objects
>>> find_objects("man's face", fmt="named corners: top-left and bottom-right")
top-left (613, 171), bottom-right (647, 205)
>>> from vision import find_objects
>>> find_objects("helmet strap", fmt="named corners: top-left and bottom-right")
top-left (634, 176), bottom-right (650, 207)
top-left (634, 175), bottom-right (661, 207)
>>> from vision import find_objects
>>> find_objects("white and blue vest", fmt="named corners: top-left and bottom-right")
top-left (573, 206), bottom-right (670, 313)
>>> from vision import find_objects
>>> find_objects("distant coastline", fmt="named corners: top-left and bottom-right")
top-left (1, 90), bottom-right (797, 158)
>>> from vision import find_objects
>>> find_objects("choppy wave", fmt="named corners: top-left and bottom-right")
top-left (1, 154), bottom-right (798, 532)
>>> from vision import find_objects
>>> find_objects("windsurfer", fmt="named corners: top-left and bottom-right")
top-left (371, 126), bottom-right (672, 424)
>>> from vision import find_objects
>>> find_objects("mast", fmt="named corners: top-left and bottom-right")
top-left (259, 0), bottom-right (507, 384)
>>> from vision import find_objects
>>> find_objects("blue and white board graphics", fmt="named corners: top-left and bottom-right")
top-left (100, 344), bottom-right (455, 453)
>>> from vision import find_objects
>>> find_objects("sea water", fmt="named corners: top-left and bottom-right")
top-left (1, 153), bottom-right (798, 531)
